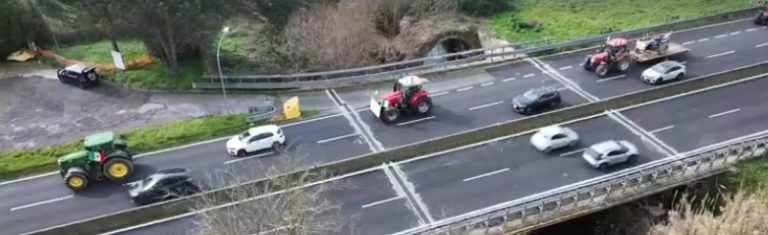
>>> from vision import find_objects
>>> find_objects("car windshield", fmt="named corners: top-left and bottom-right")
top-left (651, 62), bottom-right (673, 73)
top-left (585, 147), bottom-right (602, 159)
top-left (522, 90), bottom-right (540, 100)
top-left (238, 131), bottom-right (251, 141)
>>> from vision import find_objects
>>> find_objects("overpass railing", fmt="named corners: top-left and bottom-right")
top-left (394, 130), bottom-right (768, 235)
top-left (195, 6), bottom-right (760, 90)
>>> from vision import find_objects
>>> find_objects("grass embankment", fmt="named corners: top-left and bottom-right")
top-left (0, 110), bottom-right (321, 180)
top-left (49, 40), bottom-right (205, 89)
top-left (491, 0), bottom-right (751, 42)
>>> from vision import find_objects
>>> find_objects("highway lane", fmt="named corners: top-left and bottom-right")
top-left (114, 169), bottom-right (420, 235)
top-left (396, 114), bottom-right (667, 219)
top-left (620, 75), bottom-right (768, 153)
top-left (538, 19), bottom-right (768, 99)
top-left (2, 18), bottom-right (767, 234)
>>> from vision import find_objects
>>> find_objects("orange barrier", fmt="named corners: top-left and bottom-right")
top-left (36, 46), bottom-right (154, 71)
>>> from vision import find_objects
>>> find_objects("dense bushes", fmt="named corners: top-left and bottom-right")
top-left (458, 0), bottom-right (511, 17)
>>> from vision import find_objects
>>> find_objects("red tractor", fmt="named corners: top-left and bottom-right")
top-left (369, 75), bottom-right (433, 124)
top-left (582, 37), bottom-right (631, 77)
top-left (755, 8), bottom-right (768, 25)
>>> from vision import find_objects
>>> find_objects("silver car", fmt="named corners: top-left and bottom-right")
top-left (640, 60), bottom-right (686, 85)
top-left (582, 140), bottom-right (639, 171)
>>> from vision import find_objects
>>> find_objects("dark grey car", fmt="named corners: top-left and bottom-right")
top-left (512, 88), bottom-right (562, 115)
top-left (127, 168), bottom-right (202, 205)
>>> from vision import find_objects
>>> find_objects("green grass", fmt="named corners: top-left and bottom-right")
top-left (725, 157), bottom-right (768, 190)
top-left (491, 0), bottom-right (751, 42)
top-left (0, 109), bottom-right (321, 180)
top-left (52, 40), bottom-right (205, 89)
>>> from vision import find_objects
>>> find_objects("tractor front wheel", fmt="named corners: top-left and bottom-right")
top-left (755, 13), bottom-right (766, 25)
top-left (65, 171), bottom-right (90, 191)
top-left (616, 58), bottom-right (630, 72)
top-left (412, 97), bottom-right (433, 116)
top-left (595, 63), bottom-right (610, 77)
top-left (582, 56), bottom-right (594, 71)
top-left (103, 158), bottom-right (134, 181)
top-left (380, 107), bottom-right (400, 124)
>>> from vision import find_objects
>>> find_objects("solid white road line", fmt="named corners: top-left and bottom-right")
top-left (649, 125), bottom-right (675, 134)
top-left (558, 148), bottom-right (586, 157)
top-left (395, 116), bottom-right (436, 126)
top-left (457, 87), bottom-right (473, 92)
top-left (596, 75), bottom-right (626, 83)
top-left (481, 82), bottom-right (494, 87)
top-left (317, 133), bottom-right (360, 144)
top-left (462, 168), bottom-right (509, 182)
top-left (468, 101), bottom-right (504, 111)
top-left (10, 195), bottom-right (73, 211)
top-left (502, 77), bottom-right (517, 82)
top-left (559, 66), bottom-right (573, 70)
top-left (223, 152), bottom-right (274, 164)
top-left (704, 50), bottom-right (735, 59)
top-left (523, 73), bottom-right (535, 78)
top-left (430, 91), bottom-right (449, 97)
top-left (389, 164), bottom-right (434, 224)
top-left (708, 108), bottom-right (741, 118)
top-left (607, 110), bottom-right (678, 155)
top-left (756, 42), bottom-right (768, 48)
top-left (361, 196), bottom-right (402, 209)
top-left (528, 58), bottom-right (599, 102)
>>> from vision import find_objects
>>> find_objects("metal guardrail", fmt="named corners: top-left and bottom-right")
top-left (245, 105), bottom-right (277, 123)
top-left (195, 6), bottom-right (761, 90)
top-left (396, 131), bottom-right (768, 235)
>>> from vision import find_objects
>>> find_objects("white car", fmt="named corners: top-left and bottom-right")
top-left (640, 60), bottom-right (686, 85)
top-left (226, 125), bottom-right (285, 157)
top-left (582, 140), bottom-right (639, 171)
top-left (530, 125), bottom-right (579, 152)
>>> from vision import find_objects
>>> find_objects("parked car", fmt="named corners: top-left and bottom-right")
top-left (127, 168), bottom-right (202, 205)
top-left (512, 87), bottom-right (562, 115)
top-left (582, 140), bottom-right (639, 171)
top-left (640, 60), bottom-right (686, 85)
top-left (226, 124), bottom-right (285, 157)
top-left (530, 125), bottom-right (579, 152)
top-left (57, 63), bottom-right (100, 89)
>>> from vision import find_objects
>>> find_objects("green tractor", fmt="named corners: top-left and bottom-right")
top-left (57, 131), bottom-right (135, 191)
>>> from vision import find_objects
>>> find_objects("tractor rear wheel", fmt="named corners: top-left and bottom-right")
top-left (412, 97), bottom-right (433, 116)
top-left (595, 63), bottom-right (610, 77)
top-left (582, 56), bottom-right (593, 71)
top-left (755, 13), bottom-right (765, 25)
top-left (103, 158), bottom-right (134, 181)
top-left (380, 107), bottom-right (400, 124)
top-left (65, 170), bottom-right (90, 191)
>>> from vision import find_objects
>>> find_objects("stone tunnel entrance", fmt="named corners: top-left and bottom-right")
top-left (424, 38), bottom-right (473, 65)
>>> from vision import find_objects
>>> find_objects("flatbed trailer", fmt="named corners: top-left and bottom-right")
top-left (630, 43), bottom-right (689, 63)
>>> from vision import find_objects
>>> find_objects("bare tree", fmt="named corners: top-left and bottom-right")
top-left (281, 1), bottom-right (381, 71)
top-left (356, 0), bottom-right (457, 38)
top-left (190, 144), bottom-right (355, 235)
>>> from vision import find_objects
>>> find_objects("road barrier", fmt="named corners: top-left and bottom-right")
top-left (22, 51), bottom-right (768, 235)
top-left (194, 6), bottom-right (762, 90)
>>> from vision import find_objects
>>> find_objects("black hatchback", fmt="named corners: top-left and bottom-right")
top-left (126, 168), bottom-right (202, 206)
top-left (57, 63), bottom-right (100, 89)
top-left (512, 87), bottom-right (562, 115)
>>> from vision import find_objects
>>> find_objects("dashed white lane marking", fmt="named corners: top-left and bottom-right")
top-left (559, 66), bottom-right (573, 70)
top-left (730, 31), bottom-right (741, 35)
top-left (462, 168), bottom-right (509, 182)
top-left (457, 87), bottom-right (473, 92)
top-left (682, 41), bottom-right (694, 45)
top-left (523, 73), bottom-right (535, 78)
top-left (224, 152), bottom-right (274, 164)
top-left (559, 148), bottom-right (586, 157)
top-left (704, 50), bottom-right (735, 59)
top-left (708, 108), bottom-right (740, 118)
top-left (756, 42), bottom-right (768, 48)
top-left (11, 195), bottom-right (74, 211)
top-left (481, 82), bottom-right (494, 87)
top-left (649, 125), bottom-right (675, 134)
top-left (468, 101), bottom-right (504, 111)
top-left (361, 196), bottom-right (402, 209)
top-left (431, 91), bottom-right (449, 97)
top-left (317, 133), bottom-right (360, 144)
top-left (395, 116), bottom-right (436, 126)
top-left (698, 38), bottom-right (710, 42)
top-left (596, 75), bottom-right (626, 83)
top-left (502, 77), bottom-right (516, 82)
top-left (714, 34), bottom-right (727, 39)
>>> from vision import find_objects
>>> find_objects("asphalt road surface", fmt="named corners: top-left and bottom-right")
top-left (2, 18), bottom-right (768, 235)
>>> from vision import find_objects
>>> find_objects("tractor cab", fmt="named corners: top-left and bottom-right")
top-left (392, 75), bottom-right (427, 105)
top-left (370, 75), bottom-right (433, 124)
top-left (595, 37), bottom-right (629, 61)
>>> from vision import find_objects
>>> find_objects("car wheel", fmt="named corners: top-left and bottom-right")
top-left (626, 154), bottom-right (638, 164)
top-left (523, 107), bottom-right (531, 114)
top-left (237, 150), bottom-right (247, 157)
top-left (542, 146), bottom-right (551, 153)
top-left (675, 73), bottom-right (684, 81)
top-left (598, 163), bottom-right (609, 171)
top-left (78, 78), bottom-right (87, 89)
top-left (568, 140), bottom-right (578, 147)
top-left (653, 78), bottom-right (662, 85)
top-left (272, 141), bottom-right (283, 152)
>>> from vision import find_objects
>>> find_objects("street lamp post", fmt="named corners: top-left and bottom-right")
top-left (216, 27), bottom-right (231, 100)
